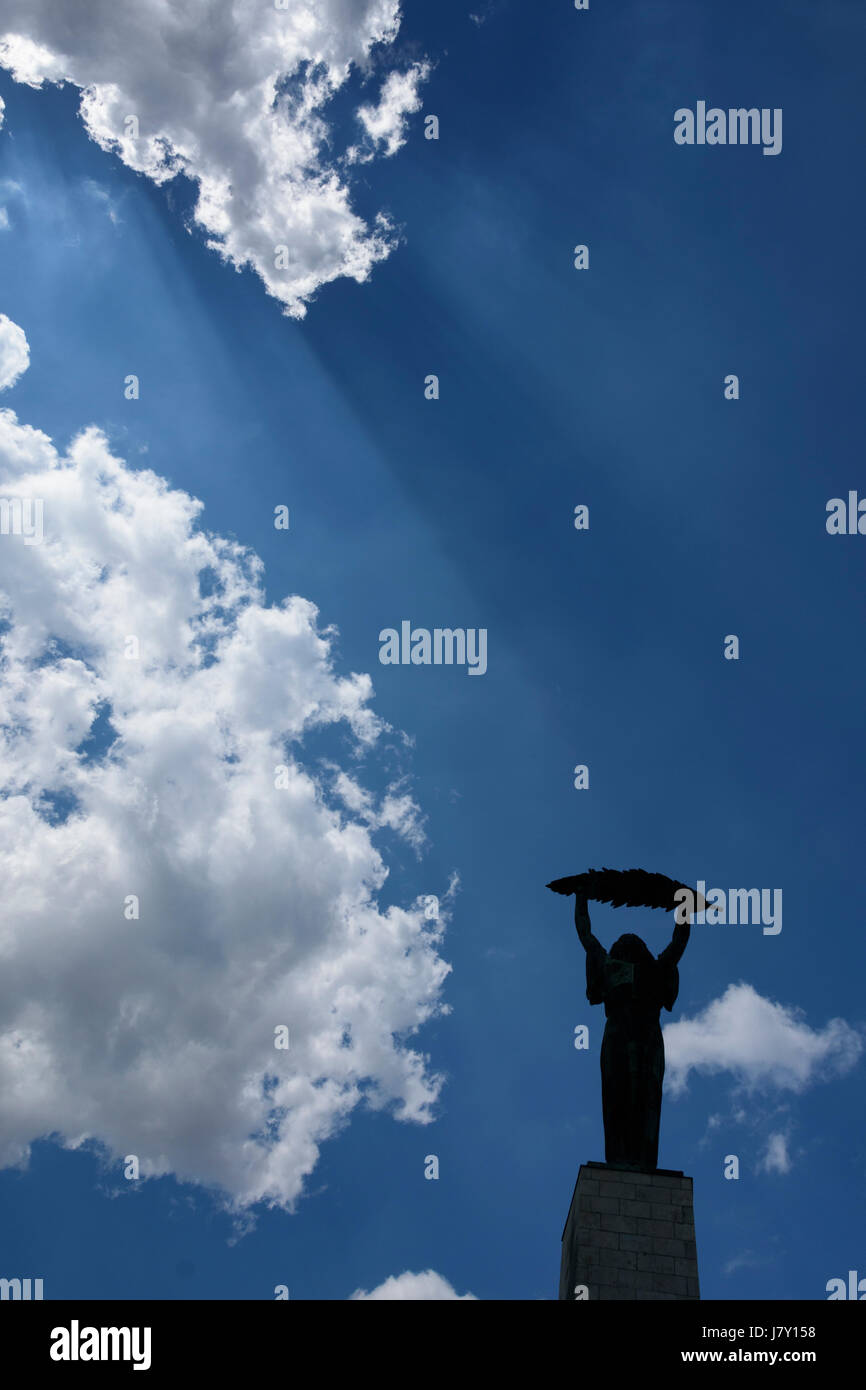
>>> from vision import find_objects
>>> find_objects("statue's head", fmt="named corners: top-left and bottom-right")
top-left (609, 933), bottom-right (655, 965)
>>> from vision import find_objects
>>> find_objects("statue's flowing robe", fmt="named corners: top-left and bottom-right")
top-left (586, 939), bottom-right (680, 1172)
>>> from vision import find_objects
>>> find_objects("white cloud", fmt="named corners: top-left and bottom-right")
top-left (331, 768), bottom-right (427, 850)
top-left (469, 2), bottom-right (500, 27)
top-left (663, 983), bottom-right (863, 1096)
top-left (0, 313), bottom-right (29, 390)
top-left (0, 329), bottom-right (451, 1212)
top-left (82, 178), bottom-right (122, 226)
top-left (723, 1248), bottom-right (776, 1277)
top-left (348, 62), bottom-right (429, 163)
top-left (350, 1270), bottom-right (477, 1300)
top-left (0, 93), bottom-right (5, 128)
top-left (758, 1131), bottom-right (791, 1175)
top-left (0, 1), bottom-right (429, 318)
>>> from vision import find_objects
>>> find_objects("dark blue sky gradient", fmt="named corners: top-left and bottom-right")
top-left (0, 0), bottom-right (864, 1299)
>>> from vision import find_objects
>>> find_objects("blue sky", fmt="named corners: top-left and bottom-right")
top-left (0, 0), bottom-right (864, 1300)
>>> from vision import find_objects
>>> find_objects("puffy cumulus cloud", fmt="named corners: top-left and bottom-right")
top-left (349, 1270), bottom-right (477, 1300)
top-left (0, 1), bottom-right (429, 318)
top-left (0, 313), bottom-right (29, 390)
top-left (347, 61), bottom-right (429, 163)
top-left (664, 984), bottom-right (863, 1097)
top-left (0, 358), bottom-right (451, 1211)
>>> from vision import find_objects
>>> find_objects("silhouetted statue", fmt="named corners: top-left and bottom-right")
top-left (547, 869), bottom-right (695, 1172)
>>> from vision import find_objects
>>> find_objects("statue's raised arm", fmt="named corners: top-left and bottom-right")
top-left (573, 888), bottom-right (602, 953)
top-left (658, 918), bottom-right (690, 968)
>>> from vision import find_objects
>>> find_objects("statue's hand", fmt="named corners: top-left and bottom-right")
top-left (573, 890), bottom-right (591, 938)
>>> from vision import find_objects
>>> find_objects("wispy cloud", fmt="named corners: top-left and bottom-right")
top-left (758, 1131), bottom-right (792, 1175)
top-left (723, 1248), bottom-right (778, 1277)
top-left (347, 62), bottom-right (430, 163)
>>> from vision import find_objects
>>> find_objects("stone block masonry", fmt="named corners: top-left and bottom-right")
top-left (559, 1162), bottom-right (699, 1300)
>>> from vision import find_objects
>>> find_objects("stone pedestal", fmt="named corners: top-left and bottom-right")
top-left (559, 1162), bottom-right (699, 1300)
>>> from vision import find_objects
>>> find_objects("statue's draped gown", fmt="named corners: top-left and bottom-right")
top-left (585, 938), bottom-right (681, 1172)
